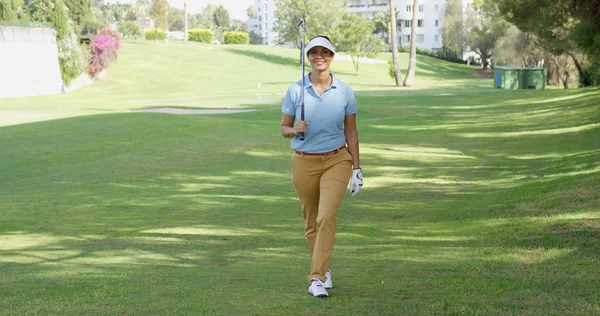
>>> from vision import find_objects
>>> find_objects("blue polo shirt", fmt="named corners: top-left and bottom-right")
top-left (282, 73), bottom-right (358, 153)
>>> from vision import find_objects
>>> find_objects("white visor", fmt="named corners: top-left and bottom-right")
top-left (305, 36), bottom-right (336, 56)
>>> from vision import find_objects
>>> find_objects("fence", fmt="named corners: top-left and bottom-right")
top-left (0, 26), bottom-right (63, 99)
top-left (0, 25), bottom-right (56, 43)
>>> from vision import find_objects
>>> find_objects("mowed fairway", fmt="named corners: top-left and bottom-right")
top-left (0, 42), bottom-right (599, 315)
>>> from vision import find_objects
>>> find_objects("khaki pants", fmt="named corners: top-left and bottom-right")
top-left (292, 148), bottom-right (353, 283)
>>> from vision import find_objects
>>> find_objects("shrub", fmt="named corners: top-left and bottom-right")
top-left (580, 62), bottom-right (600, 87)
top-left (188, 28), bottom-right (213, 43)
top-left (0, 0), bottom-right (17, 21)
top-left (249, 30), bottom-right (262, 45)
top-left (223, 31), bottom-right (248, 44)
top-left (118, 21), bottom-right (141, 39)
top-left (58, 34), bottom-right (89, 85)
top-left (145, 28), bottom-right (164, 40)
top-left (89, 28), bottom-right (121, 78)
top-left (80, 19), bottom-right (103, 36)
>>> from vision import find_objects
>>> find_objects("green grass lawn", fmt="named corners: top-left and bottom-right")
top-left (0, 41), bottom-right (599, 315)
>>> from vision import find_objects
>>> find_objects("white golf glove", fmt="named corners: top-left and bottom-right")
top-left (349, 168), bottom-right (363, 197)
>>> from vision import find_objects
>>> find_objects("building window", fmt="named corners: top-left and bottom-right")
top-left (417, 34), bottom-right (425, 43)
top-left (404, 35), bottom-right (410, 43)
top-left (406, 5), bottom-right (412, 12)
top-left (404, 20), bottom-right (411, 28)
top-left (435, 34), bottom-right (439, 42)
top-left (435, 20), bottom-right (439, 27)
top-left (418, 19), bottom-right (424, 27)
top-left (418, 4), bottom-right (424, 12)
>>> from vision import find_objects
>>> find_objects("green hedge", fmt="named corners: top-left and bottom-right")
top-left (224, 32), bottom-right (249, 44)
top-left (188, 28), bottom-right (213, 43)
top-left (145, 28), bottom-right (164, 40)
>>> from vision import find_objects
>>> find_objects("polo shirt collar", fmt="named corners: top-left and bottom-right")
top-left (303, 72), bottom-right (338, 91)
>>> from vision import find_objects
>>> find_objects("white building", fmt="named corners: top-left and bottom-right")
top-left (247, 0), bottom-right (278, 46)
top-left (247, 0), bottom-right (473, 53)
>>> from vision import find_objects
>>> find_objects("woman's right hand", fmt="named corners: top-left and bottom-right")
top-left (294, 120), bottom-right (308, 135)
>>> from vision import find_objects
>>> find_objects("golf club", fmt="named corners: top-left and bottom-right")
top-left (297, 18), bottom-right (306, 141)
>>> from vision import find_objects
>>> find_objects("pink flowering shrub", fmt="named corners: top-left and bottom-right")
top-left (89, 29), bottom-right (121, 78)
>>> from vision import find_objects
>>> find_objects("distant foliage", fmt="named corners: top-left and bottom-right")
top-left (248, 31), bottom-right (262, 45)
top-left (188, 28), bottom-right (214, 43)
top-left (63, 0), bottom-right (92, 25)
top-left (118, 21), bottom-right (141, 39)
top-left (397, 46), bottom-right (480, 66)
top-left (145, 28), bottom-right (165, 40)
top-left (0, 0), bottom-right (17, 20)
top-left (223, 32), bottom-right (248, 44)
top-left (58, 34), bottom-right (89, 85)
top-left (89, 29), bottom-right (121, 78)
top-left (581, 62), bottom-right (600, 87)
top-left (80, 19), bottom-right (103, 36)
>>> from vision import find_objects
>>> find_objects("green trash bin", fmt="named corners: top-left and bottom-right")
top-left (494, 67), bottom-right (520, 89)
top-left (494, 66), bottom-right (547, 90)
top-left (521, 68), bottom-right (547, 90)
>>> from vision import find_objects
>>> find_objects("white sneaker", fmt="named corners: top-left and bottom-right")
top-left (323, 270), bottom-right (333, 289)
top-left (308, 278), bottom-right (329, 298)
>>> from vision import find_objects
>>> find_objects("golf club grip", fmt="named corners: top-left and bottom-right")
top-left (298, 132), bottom-right (305, 141)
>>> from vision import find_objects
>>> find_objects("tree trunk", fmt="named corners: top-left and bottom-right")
top-left (563, 71), bottom-right (570, 89)
top-left (403, 0), bottom-right (418, 86)
top-left (568, 52), bottom-right (584, 86)
top-left (389, 0), bottom-right (403, 86)
top-left (184, 0), bottom-right (188, 43)
top-left (164, 9), bottom-right (169, 43)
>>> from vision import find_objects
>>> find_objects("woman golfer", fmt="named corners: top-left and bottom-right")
top-left (280, 35), bottom-right (363, 298)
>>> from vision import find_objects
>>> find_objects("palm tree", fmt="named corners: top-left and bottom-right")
top-left (371, 10), bottom-right (390, 45)
top-left (389, 0), bottom-right (402, 86)
top-left (403, 0), bottom-right (418, 86)
top-left (246, 5), bottom-right (258, 19)
top-left (184, 0), bottom-right (188, 43)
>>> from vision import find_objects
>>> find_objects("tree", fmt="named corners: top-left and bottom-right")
top-left (371, 10), bottom-right (390, 45)
top-left (118, 20), bottom-right (141, 39)
top-left (150, 0), bottom-right (168, 42)
top-left (246, 5), bottom-right (257, 19)
top-left (0, 0), bottom-right (17, 21)
top-left (273, 0), bottom-right (345, 46)
top-left (213, 5), bottom-right (229, 30)
top-left (197, 4), bottom-right (217, 29)
top-left (333, 14), bottom-right (384, 75)
top-left (63, 0), bottom-right (92, 25)
top-left (442, 0), bottom-right (467, 58)
top-left (464, 0), bottom-right (507, 69)
top-left (249, 30), bottom-right (262, 45)
top-left (183, 0), bottom-right (187, 43)
top-left (134, 0), bottom-right (150, 21)
top-left (497, 0), bottom-right (597, 82)
top-left (403, 0), bottom-right (418, 86)
top-left (389, 0), bottom-right (402, 86)
top-left (168, 7), bottom-right (184, 31)
top-left (230, 19), bottom-right (247, 32)
top-left (493, 25), bottom-right (545, 68)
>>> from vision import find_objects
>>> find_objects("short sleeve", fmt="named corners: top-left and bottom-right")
top-left (345, 86), bottom-right (358, 115)
top-left (282, 85), bottom-right (297, 116)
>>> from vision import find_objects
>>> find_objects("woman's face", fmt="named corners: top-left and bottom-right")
top-left (307, 46), bottom-right (334, 72)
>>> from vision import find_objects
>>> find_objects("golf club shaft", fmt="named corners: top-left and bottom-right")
top-left (298, 18), bottom-right (306, 141)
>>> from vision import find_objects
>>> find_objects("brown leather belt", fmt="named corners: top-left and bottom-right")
top-left (295, 145), bottom-right (346, 156)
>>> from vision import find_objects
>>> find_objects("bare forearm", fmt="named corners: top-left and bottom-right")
top-left (345, 130), bottom-right (360, 169)
top-left (281, 126), bottom-right (297, 138)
